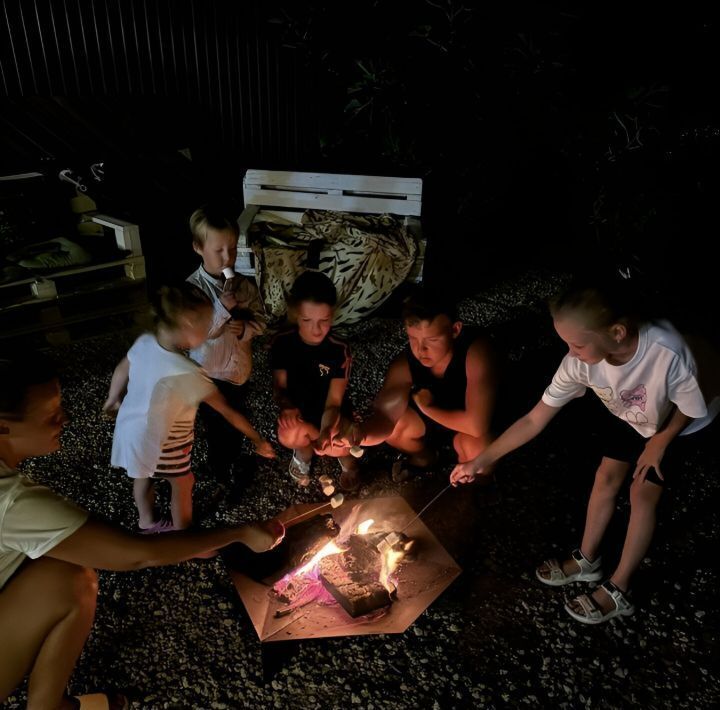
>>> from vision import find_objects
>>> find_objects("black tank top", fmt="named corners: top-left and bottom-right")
top-left (405, 327), bottom-right (478, 411)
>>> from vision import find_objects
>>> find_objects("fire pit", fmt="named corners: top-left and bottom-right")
top-left (225, 496), bottom-right (461, 642)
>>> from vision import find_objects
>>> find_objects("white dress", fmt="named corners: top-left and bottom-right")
top-left (111, 334), bottom-right (215, 478)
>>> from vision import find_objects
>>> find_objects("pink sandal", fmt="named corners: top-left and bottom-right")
top-left (138, 519), bottom-right (174, 535)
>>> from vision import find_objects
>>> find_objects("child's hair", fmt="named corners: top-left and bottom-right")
top-left (0, 351), bottom-right (58, 418)
top-left (288, 270), bottom-right (337, 308)
top-left (401, 288), bottom-right (458, 326)
top-left (151, 283), bottom-right (211, 331)
top-left (189, 204), bottom-right (240, 247)
top-left (549, 274), bottom-right (645, 331)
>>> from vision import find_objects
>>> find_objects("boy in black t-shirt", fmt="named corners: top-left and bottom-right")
top-left (270, 271), bottom-right (359, 490)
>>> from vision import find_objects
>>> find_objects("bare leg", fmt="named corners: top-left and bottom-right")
top-left (133, 478), bottom-right (156, 529)
top-left (168, 473), bottom-right (195, 530)
top-left (567, 476), bottom-right (663, 616)
top-left (0, 557), bottom-right (98, 709)
top-left (386, 409), bottom-right (434, 465)
top-left (537, 457), bottom-right (628, 580)
top-left (579, 457), bottom-right (630, 562)
top-left (611, 476), bottom-right (663, 591)
top-left (277, 420), bottom-right (319, 465)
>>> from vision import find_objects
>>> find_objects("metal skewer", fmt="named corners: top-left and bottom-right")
top-left (399, 483), bottom-right (453, 534)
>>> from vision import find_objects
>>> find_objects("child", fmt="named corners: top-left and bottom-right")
top-left (186, 204), bottom-right (267, 482)
top-left (337, 290), bottom-right (497, 483)
top-left (104, 284), bottom-right (274, 533)
top-left (270, 270), bottom-right (358, 490)
top-left (450, 275), bottom-right (720, 624)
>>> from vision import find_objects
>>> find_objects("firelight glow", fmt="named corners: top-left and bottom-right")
top-left (295, 540), bottom-right (345, 577)
top-left (356, 519), bottom-right (374, 534)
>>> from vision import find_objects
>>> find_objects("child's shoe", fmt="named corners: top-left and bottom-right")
top-left (564, 580), bottom-right (635, 624)
top-left (288, 451), bottom-right (311, 486)
top-left (535, 548), bottom-right (603, 586)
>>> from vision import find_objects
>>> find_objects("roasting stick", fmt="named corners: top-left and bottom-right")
top-left (281, 501), bottom-right (332, 527)
top-left (378, 483), bottom-right (453, 552)
top-left (400, 483), bottom-right (453, 534)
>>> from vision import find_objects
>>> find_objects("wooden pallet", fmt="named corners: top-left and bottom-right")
top-left (0, 214), bottom-right (147, 344)
top-left (236, 170), bottom-right (424, 282)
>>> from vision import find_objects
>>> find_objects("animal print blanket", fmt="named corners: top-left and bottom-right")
top-left (248, 209), bottom-right (417, 325)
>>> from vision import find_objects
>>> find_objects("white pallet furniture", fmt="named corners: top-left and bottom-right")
top-left (236, 170), bottom-right (424, 282)
top-left (0, 214), bottom-right (146, 343)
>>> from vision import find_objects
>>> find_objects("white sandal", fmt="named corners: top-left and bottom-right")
top-left (536, 548), bottom-right (603, 586)
top-left (564, 580), bottom-right (635, 624)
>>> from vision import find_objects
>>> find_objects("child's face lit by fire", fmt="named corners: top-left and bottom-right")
top-left (296, 301), bottom-right (334, 345)
top-left (405, 315), bottom-right (461, 369)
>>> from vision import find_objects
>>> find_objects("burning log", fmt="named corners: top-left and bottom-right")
top-left (318, 534), bottom-right (393, 617)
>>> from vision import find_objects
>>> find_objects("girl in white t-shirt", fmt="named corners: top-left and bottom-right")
top-left (105, 284), bottom-right (275, 534)
top-left (450, 276), bottom-right (719, 625)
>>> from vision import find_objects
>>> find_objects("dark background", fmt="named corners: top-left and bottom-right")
top-left (1, 0), bottom-right (719, 332)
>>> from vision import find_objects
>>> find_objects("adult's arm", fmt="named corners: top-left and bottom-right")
top-left (47, 518), bottom-right (282, 570)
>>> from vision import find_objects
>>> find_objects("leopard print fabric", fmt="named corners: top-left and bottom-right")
top-left (250, 210), bottom-right (417, 325)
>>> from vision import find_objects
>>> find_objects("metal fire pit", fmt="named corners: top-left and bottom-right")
top-left (225, 496), bottom-right (461, 642)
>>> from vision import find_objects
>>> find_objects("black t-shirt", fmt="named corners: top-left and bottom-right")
top-left (270, 330), bottom-right (351, 427)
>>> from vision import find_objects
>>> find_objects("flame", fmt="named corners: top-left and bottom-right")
top-left (379, 546), bottom-right (405, 592)
top-left (295, 539), bottom-right (345, 577)
top-left (356, 518), bottom-right (374, 535)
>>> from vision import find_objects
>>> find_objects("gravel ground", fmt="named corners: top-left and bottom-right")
top-left (3, 269), bottom-right (719, 709)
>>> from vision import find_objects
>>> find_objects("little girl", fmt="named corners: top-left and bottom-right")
top-left (450, 275), bottom-right (719, 624)
top-left (105, 283), bottom-right (274, 533)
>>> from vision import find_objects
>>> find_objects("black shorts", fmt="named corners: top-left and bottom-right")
top-left (592, 399), bottom-right (718, 486)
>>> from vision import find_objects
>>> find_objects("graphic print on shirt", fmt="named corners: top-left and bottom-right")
top-left (620, 384), bottom-right (648, 426)
top-left (318, 363), bottom-right (331, 377)
top-left (620, 385), bottom-right (647, 411)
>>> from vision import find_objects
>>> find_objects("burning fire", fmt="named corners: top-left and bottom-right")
top-left (273, 517), bottom-right (407, 614)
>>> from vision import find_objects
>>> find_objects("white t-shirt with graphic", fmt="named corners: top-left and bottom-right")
top-left (0, 460), bottom-right (89, 589)
top-left (111, 334), bottom-right (216, 478)
top-left (542, 320), bottom-right (714, 438)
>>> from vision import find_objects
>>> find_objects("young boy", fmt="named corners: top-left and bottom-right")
top-left (339, 290), bottom-right (497, 482)
top-left (186, 204), bottom-right (267, 483)
top-left (270, 270), bottom-right (359, 490)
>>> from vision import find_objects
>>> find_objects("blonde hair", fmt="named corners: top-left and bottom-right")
top-left (549, 277), bottom-right (642, 331)
top-left (151, 284), bottom-right (211, 332)
top-left (189, 205), bottom-right (240, 247)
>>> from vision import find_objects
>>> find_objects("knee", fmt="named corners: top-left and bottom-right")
top-left (453, 432), bottom-right (487, 461)
top-left (629, 478), bottom-right (663, 508)
top-left (53, 563), bottom-right (98, 617)
top-left (277, 425), bottom-right (298, 448)
top-left (73, 567), bottom-right (99, 612)
top-left (594, 460), bottom-right (628, 491)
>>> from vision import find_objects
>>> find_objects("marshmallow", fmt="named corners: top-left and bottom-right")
top-left (349, 445), bottom-right (364, 458)
top-left (330, 493), bottom-right (344, 508)
top-left (322, 485), bottom-right (335, 496)
top-left (222, 267), bottom-right (235, 279)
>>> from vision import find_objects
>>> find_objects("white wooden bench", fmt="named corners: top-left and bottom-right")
top-left (236, 170), bottom-right (424, 282)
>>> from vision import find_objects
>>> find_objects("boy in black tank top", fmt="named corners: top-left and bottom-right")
top-left (338, 290), bottom-right (498, 481)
